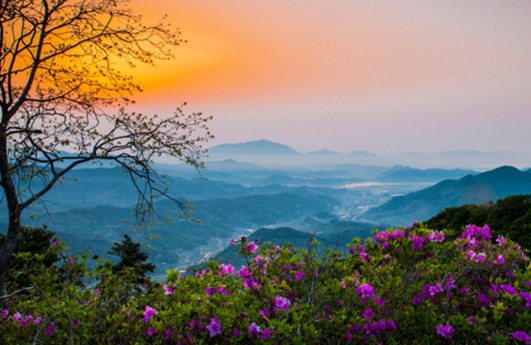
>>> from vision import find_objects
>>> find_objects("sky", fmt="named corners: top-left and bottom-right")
top-left (125, 0), bottom-right (531, 156)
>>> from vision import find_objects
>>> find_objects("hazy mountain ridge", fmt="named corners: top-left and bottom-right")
top-left (3, 192), bottom-right (338, 272)
top-left (375, 165), bottom-right (477, 183)
top-left (204, 139), bottom-right (529, 170)
top-left (209, 139), bottom-right (300, 155)
top-left (9, 167), bottom-right (353, 215)
top-left (306, 149), bottom-right (341, 155)
top-left (349, 150), bottom-right (381, 157)
top-left (361, 166), bottom-right (531, 225)
top-left (157, 159), bottom-right (481, 186)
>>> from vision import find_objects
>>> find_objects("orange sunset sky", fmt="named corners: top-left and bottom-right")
top-left (126, 0), bottom-right (531, 155)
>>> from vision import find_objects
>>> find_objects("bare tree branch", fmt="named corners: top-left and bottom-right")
top-left (0, 0), bottom-right (212, 309)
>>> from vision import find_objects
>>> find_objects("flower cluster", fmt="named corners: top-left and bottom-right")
top-left (1, 224), bottom-right (530, 344)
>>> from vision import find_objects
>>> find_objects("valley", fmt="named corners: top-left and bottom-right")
top-left (2, 140), bottom-right (530, 276)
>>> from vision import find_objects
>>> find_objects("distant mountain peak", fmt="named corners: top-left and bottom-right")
top-left (349, 150), bottom-right (379, 157)
top-left (209, 140), bottom-right (300, 155)
top-left (477, 165), bottom-right (521, 179)
top-left (306, 148), bottom-right (340, 155)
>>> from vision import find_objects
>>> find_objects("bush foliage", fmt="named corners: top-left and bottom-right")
top-left (427, 194), bottom-right (531, 250)
top-left (1, 223), bottom-right (530, 344)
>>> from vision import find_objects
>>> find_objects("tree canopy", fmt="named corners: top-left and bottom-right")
top-left (0, 0), bottom-right (213, 305)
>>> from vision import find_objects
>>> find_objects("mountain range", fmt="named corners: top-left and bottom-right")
top-left (1, 192), bottom-right (339, 272)
top-left (156, 159), bottom-right (479, 186)
top-left (10, 167), bottom-right (352, 215)
top-left (361, 166), bottom-right (531, 225)
top-left (205, 139), bottom-right (528, 169)
top-left (306, 149), bottom-right (341, 155)
top-left (208, 139), bottom-right (300, 155)
top-left (375, 165), bottom-right (477, 183)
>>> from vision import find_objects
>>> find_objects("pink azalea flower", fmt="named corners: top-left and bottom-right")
top-left (436, 322), bottom-right (454, 339)
top-left (34, 316), bottom-right (43, 325)
top-left (496, 254), bottom-right (505, 264)
top-left (518, 292), bottom-right (531, 308)
top-left (273, 296), bottom-right (291, 312)
top-left (475, 252), bottom-right (486, 263)
top-left (356, 284), bottom-right (376, 298)
top-left (2, 310), bottom-right (8, 319)
top-left (245, 242), bottom-right (257, 253)
top-left (412, 236), bottom-right (424, 250)
top-left (248, 322), bottom-right (261, 338)
top-left (261, 328), bottom-right (274, 340)
top-left (230, 238), bottom-right (235, 245)
top-left (68, 258), bottom-right (75, 264)
top-left (501, 284), bottom-right (516, 296)
top-left (206, 318), bottom-right (222, 337)
top-left (373, 297), bottom-right (385, 306)
top-left (346, 332), bottom-right (354, 343)
top-left (20, 315), bottom-right (33, 327)
top-left (429, 284), bottom-right (443, 296)
top-left (163, 284), bottom-right (175, 295)
top-left (363, 308), bottom-right (373, 319)
top-left (442, 279), bottom-right (454, 289)
top-left (143, 306), bottom-right (158, 323)
top-left (147, 326), bottom-right (155, 336)
top-left (467, 251), bottom-right (476, 260)
top-left (295, 270), bottom-right (305, 281)
top-left (220, 263), bottom-right (235, 276)
top-left (428, 231), bottom-right (445, 242)
top-left (238, 266), bottom-right (250, 278)
top-left (360, 252), bottom-right (371, 262)
top-left (512, 331), bottom-right (531, 344)
top-left (45, 322), bottom-right (55, 336)
top-left (497, 236), bottom-right (505, 247)
top-left (165, 330), bottom-right (171, 340)
top-left (13, 312), bottom-right (21, 322)
top-left (52, 241), bottom-right (58, 247)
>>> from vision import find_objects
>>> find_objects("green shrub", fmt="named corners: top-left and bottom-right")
top-left (1, 223), bottom-right (530, 344)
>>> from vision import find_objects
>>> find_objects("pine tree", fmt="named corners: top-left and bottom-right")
top-left (108, 235), bottom-right (155, 284)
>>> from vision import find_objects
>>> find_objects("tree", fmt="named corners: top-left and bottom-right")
top-left (108, 234), bottom-right (155, 284)
top-left (0, 0), bottom-right (213, 305)
top-left (0, 226), bottom-right (59, 290)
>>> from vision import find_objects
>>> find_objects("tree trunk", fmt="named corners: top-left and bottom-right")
top-left (0, 128), bottom-right (23, 310)
top-left (0, 213), bottom-right (21, 309)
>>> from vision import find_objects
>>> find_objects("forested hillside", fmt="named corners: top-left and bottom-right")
top-left (426, 194), bottom-right (531, 249)
top-left (1, 193), bottom-right (338, 271)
